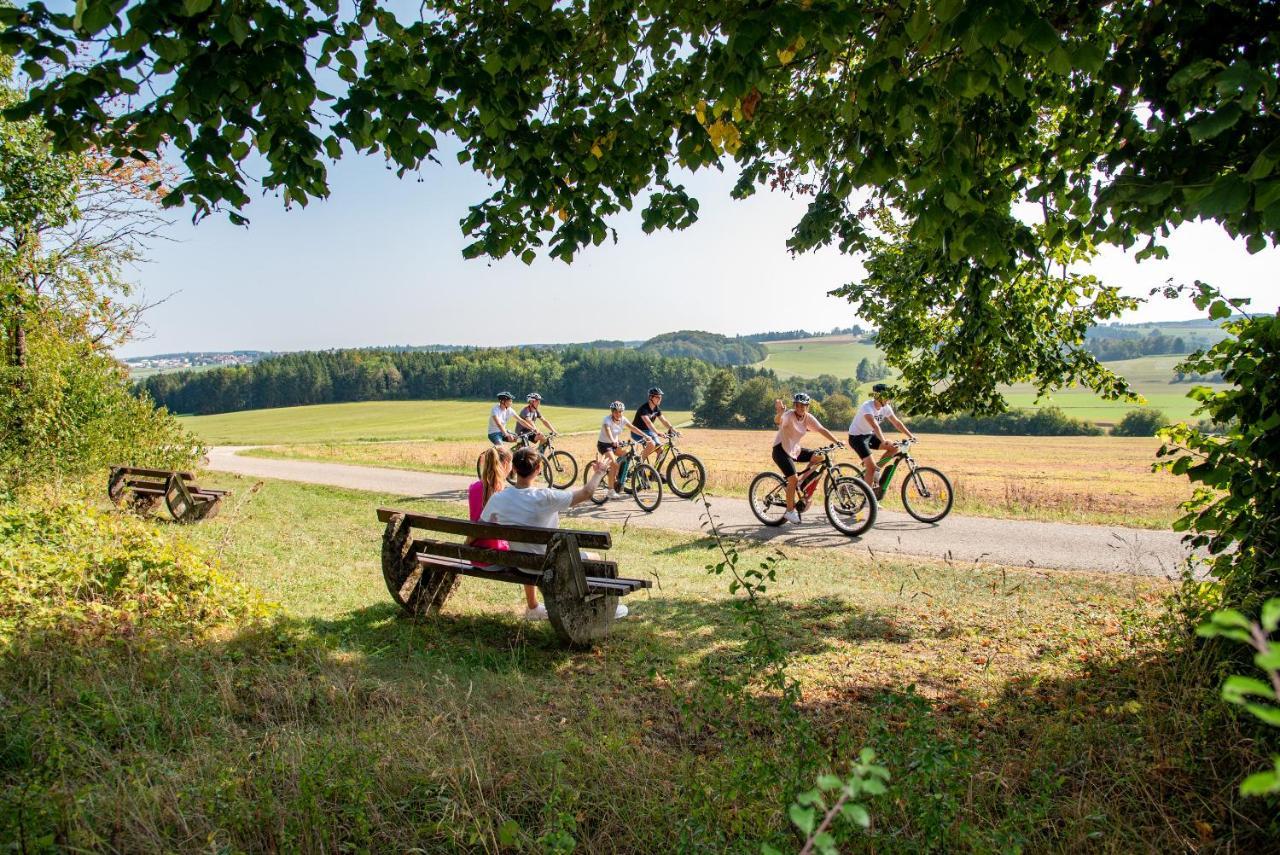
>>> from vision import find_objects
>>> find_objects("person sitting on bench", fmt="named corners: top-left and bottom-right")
top-left (479, 447), bottom-right (630, 620)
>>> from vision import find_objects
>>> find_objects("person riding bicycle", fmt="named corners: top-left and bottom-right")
top-left (772, 392), bottom-right (843, 524)
top-left (849, 383), bottom-right (917, 497)
top-left (598, 401), bottom-right (647, 500)
top-left (632, 387), bottom-right (678, 463)
top-left (487, 391), bottom-right (540, 445)
top-left (517, 392), bottom-right (555, 443)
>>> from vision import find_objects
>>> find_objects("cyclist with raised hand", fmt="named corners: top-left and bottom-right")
top-left (597, 401), bottom-right (646, 500)
top-left (849, 383), bottom-right (917, 497)
top-left (632, 387), bottom-right (677, 462)
top-left (487, 391), bottom-right (539, 446)
top-left (517, 392), bottom-right (555, 443)
top-left (772, 392), bottom-right (844, 524)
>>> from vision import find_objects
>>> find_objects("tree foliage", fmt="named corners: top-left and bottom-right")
top-left (639, 330), bottom-right (767, 366)
top-left (3, 0), bottom-right (1276, 412)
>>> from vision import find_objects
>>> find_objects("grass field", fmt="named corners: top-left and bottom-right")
top-left (10, 475), bottom-right (1268, 850)
top-left (758, 339), bottom-right (1222, 425)
top-left (179, 400), bottom-right (690, 445)
top-left (241, 427), bottom-right (1190, 529)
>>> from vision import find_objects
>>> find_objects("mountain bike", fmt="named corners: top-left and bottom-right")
top-left (475, 432), bottom-right (577, 489)
top-left (748, 443), bottom-right (877, 537)
top-left (585, 439), bottom-right (662, 512)
top-left (650, 431), bottom-right (706, 498)
top-left (842, 438), bottom-right (953, 523)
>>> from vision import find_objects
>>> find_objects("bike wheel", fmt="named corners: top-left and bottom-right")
top-left (584, 464), bottom-right (610, 505)
top-left (748, 472), bottom-right (789, 526)
top-left (545, 450), bottom-right (578, 489)
top-left (901, 466), bottom-right (953, 523)
top-left (831, 462), bottom-right (862, 483)
top-left (824, 477), bottom-right (878, 537)
top-left (631, 463), bottom-right (662, 512)
top-left (531, 453), bottom-right (553, 488)
top-left (665, 453), bottom-right (706, 498)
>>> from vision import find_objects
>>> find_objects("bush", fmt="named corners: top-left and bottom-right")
top-left (0, 498), bottom-right (266, 645)
top-left (907, 406), bottom-right (1103, 436)
top-left (0, 326), bottom-right (202, 494)
top-left (1113, 408), bottom-right (1168, 437)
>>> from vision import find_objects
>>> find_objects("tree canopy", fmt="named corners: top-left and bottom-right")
top-left (2, 0), bottom-right (1276, 411)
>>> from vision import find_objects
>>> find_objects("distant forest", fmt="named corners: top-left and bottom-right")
top-left (139, 347), bottom-right (722, 415)
top-left (638, 330), bottom-right (767, 366)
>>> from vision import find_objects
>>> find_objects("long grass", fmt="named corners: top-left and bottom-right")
top-left (3, 476), bottom-right (1272, 850)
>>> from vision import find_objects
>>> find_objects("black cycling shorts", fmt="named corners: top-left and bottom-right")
top-left (849, 433), bottom-right (883, 460)
top-left (772, 443), bottom-right (815, 478)
top-left (597, 441), bottom-right (622, 455)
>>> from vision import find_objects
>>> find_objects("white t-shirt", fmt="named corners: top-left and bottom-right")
top-left (478, 486), bottom-right (574, 555)
top-left (598, 415), bottom-right (626, 444)
top-left (849, 400), bottom-right (895, 436)
top-left (489, 403), bottom-right (513, 433)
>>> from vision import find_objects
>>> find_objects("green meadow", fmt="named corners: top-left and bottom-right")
top-left (180, 400), bottom-right (692, 445)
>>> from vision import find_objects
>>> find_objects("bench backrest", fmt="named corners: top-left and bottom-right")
top-left (375, 508), bottom-right (611, 550)
top-left (112, 466), bottom-right (197, 481)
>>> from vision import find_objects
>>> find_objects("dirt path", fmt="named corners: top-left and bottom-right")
top-left (208, 447), bottom-right (1190, 577)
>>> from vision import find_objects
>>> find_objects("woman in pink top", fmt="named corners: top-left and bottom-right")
top-left (771, 392), bottom-right (844, 524)
top-left (470, 446), bottom-right (546, 621)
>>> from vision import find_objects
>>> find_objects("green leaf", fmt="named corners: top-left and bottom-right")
top-left (841, 802), bottom-right (871, 828)
top-left (520, 249), bottom-right (536, 265)
top-left (1222, 675), bottom-right (1276, 704)
top-left (497, 819), bottom-right (521, 846)
top-left (1262, 599), bottom-right (1280, 633)
top-left (1209, 300), bottom-right (1233, 321)
top-left (1197, 175), bottom-right (1251, 217)
top-left (1239, 768), bottom-right (1280, 797)
top-left (1023, 20), bottom-right (1058, 54)
top-left (789, 804), bottom-right (816, 836)
top-left (183, 0), bottom-right (215, 15)
top-left (1190, 105), bottom-right (1243, 143)
top-left (816, 774), bottom-right (843, 790)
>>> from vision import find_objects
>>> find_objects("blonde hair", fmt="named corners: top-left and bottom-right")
top-left (479, 445), bottom-right (513, 506)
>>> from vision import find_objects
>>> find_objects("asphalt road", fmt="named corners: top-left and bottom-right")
top-left (207, 447), bottom-right (1191, 577)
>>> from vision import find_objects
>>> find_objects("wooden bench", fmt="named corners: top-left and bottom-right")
top-left (377, 508), bottom-right (651, 647)
top-left (108, 466), bottom-right (229, 523)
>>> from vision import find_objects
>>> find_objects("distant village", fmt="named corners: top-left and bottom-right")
top-left (124, 351), bottom-right (268, 374)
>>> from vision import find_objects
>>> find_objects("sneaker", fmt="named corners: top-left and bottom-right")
top-left (613, 603), bottom-right (629, 619)
top-left (607, 489), bottom-right (621, 499)
top-left (783, 509), bottom-right (801, 524)
top-left (522, 604), bottom-right (548, 621)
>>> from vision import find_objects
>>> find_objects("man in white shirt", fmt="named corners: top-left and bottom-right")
top-left (848, 383), bottom-right (917, 496)
top-left (480, 447), bottom-right (629, 619)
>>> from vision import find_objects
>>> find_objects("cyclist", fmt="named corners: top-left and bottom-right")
top-left (517, 392), bottom-right (555, 443)
top-left (597, 401), bottom-right (647, 500)
top-left (849, 383), bottom-right (917, 497)
top-left (487, 391), bottom-right (539, 445)
top-left (632, 387), bottom-right (678, 462)
top-left (772, 392), bottom-right (844, 524)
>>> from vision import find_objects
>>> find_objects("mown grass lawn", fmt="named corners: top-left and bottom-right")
top-left (179, 399), bottom-right (691, 445)
top-left (6, 474), bottom-right (1266, 850)
top-left (242, 428), bottom-right (1190, 529)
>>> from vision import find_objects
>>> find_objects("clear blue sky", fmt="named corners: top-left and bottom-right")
top-left (118, 143), bottom-right (1280, 358)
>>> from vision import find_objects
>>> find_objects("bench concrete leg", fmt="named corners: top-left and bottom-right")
top-left (381, 513), bottom-right (458, 617)
top-left (130, 493), bottom-right (161, 516)
top-left (108, 469), bottom-right (127, 504)
top-left (541, 537), bottom-right (617, 648)
top-left (192, 498), bottom-right (221, 522)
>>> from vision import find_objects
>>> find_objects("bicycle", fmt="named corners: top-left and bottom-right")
top-left (649, 431), bottom-right (706, 498)
top-left (841, 438), bottom-right (953, 523)
top-left (585, 439), bottom-right (663, 512)
top-left (748, 443), bottom-right (877, 537)
top-left (475, 432), bottom-right (577, 489)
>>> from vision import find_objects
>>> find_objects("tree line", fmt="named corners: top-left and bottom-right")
top-left (138, 347), bottom-right (718, 415)
top-left (1084, 331), bottom-right (1201, 362)
top-left (638, 330), bottom-right (767, 366)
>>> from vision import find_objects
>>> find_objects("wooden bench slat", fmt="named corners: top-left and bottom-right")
top-left (377, 508), bottom-right (611, 549)
top-left (112, 466), bottom-right (196, 480)
top-left (415, 541), bottom-right (622, 575)
top-left (418, 556), bottom-right (648, 595)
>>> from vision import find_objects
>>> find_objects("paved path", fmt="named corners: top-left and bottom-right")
top-left (208, 447), bottom-right (1190, 577)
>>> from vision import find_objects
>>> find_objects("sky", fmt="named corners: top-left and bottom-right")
top-left (117, 143), bottom-right (1280, 358)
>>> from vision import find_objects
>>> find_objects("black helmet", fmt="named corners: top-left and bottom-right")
top-left (648, 387), bottom-right (664, 397)
top-left (792, 392), bottom-right (812, 405)
top-left (526, 392), bottom-right (542, 402)
top-left (871, 383), bottom-right (891, 396)
top-left (497, 391), bottom-right (513, 400)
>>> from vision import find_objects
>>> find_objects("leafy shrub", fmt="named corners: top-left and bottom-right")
top-left (908, 406), bottom-right (1103, 436)
top-left (0, 325), bottom-right (201, 493)
top-left (1113, 408), bottom-right (1168, 437)
top-left (0, 498), bottom-right (266, 645)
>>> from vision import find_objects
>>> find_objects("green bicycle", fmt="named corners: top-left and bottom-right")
top-left (842, 438), bottom-right (953, 523)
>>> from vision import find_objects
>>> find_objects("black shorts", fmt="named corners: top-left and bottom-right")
top-left (849, 433), bottom-right (883, 460)
top-left (597, 441), bottom-right (622, 455)
top-left (772, 443), bottom-right (815, 478)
